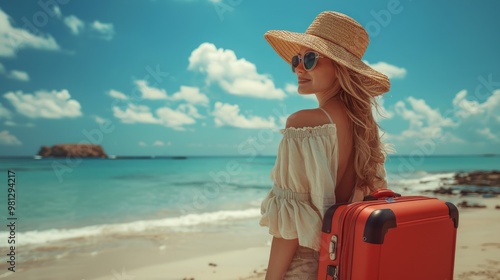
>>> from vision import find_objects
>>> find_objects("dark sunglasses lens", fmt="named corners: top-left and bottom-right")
top-left (292, 56), bottom-right (300, 67)
top-left (304, 52), bottom-right (317, 70)
top-left (291, 55), bottom-right (299, 72)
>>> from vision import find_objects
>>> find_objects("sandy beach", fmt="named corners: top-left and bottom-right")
top-left (1, 195), bottom-right (499, 280)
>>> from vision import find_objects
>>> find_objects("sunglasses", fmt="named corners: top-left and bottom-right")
top-left (291, 51), bottom-right (323, 73)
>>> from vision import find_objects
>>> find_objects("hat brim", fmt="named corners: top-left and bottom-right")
top-left (264, 30), bottom-right (390, 96)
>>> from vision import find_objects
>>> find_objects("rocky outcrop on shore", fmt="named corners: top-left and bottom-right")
top-left (37, 144), bottom-right (108, 158)
top-left (427, 171), bottom-right (500, 196)
top-left (423, 171), bottom-right (500, 209)
top-left (453, 171), bottom-right (500, 187)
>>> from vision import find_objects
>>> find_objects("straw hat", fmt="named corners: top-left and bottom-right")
top-left (264, 11), bottom-right (390, 96)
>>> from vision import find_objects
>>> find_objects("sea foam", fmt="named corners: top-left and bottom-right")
top-left (0, 208), bottom-right (261, 247)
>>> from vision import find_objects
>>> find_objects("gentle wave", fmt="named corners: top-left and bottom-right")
top-left (389, 172), bottom-right (456, 193)
top-left (0, 208), bottom-right (261, 247)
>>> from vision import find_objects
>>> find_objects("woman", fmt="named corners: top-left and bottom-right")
top-left (259, 11), bottom-right (391, 279)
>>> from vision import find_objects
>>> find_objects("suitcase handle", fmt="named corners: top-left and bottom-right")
top-left (363, 188), bottom-right (401, 201)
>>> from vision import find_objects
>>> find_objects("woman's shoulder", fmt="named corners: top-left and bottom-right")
top-left (285, 108), bottom-right (331, 129)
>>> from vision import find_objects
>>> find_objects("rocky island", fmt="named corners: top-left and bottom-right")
top-left (37, 144), bottom-right (108, 158)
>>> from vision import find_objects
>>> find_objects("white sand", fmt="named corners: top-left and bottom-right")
top-left (2, 196), bottom-right (499, 280)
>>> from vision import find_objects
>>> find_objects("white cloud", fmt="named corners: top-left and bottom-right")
top-left (0, 103), bottom-right (12, 119)
top-left (153, 140), bottom-right (172, 146)
top-left (135, 80), bottom-right (168, 100)
top-left (374, 96), bottom-right (393, 121)
top-left (112, 104), bottom-right (160, 124)
top-left (93, 115), bottom-right (107, 124)
top-left (3, 120), bottom-right (34, 127)
top-left (139, 140), bottom-right (172, 147)
top-left (284, 83), bottom-right (297, 94)
top-left (364, 61), bottom-right (407, 79)
top-left (171, 86), bottom-right (209, 105)
top-left (53, 6), bottom-right (62, 19)
top-left (90, 20), bottom-right (115, 40)
top-left (212, 101), bottom-right (277, 129)
top-left (449, 89), bottom-right (500, 143)
top-left (0, 130), bottom-right (21, 146)
top-left (453, 89), bottom-right (500, 118)
top-left (0, 62), bottom-right (4, 73)
top-left (386, 89), bottom-right (500, 150)
top-left (0, 8), bottom-right (60, 57)
top-left (113, 103), bottom-right (197, 131)
top-left (476, 128), bottom-right (498, 142)
top-left (8, 70), bottom-right (29, 81)
top-left (156, 106), bottom-right (196, 131)
top-left (177, 103), bottom-right (203, 119)
top-left (4, 120), bottom-right (16, 126)
top-left (188, 43), bottom-right (286, 99)
top-left (390, 97), bottom-right (456, 142)
top-left (108, 89), bottom-right (129, 100)
top-left (153, 140), bottom-right (164, 146)
top-left (4, 89), bottom-right (82, 119)
top-left (64, 15), bottom-right (85, 35)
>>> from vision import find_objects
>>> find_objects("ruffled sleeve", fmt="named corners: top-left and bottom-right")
top-left (259, 124), bottom-right (338, 251)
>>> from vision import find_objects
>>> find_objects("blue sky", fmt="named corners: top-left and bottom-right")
top-left (0, 0), bottom-right (499, 157)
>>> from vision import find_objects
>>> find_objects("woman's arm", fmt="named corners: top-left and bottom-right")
top-left (265, 237), bottom-right (299, 280)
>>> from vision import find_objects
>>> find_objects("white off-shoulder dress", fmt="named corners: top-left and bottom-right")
top-left (260, 108), bottom-right (386, 278)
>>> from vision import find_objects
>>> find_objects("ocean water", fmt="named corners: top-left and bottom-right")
top-left (0, 155), bottom-right (499, 264)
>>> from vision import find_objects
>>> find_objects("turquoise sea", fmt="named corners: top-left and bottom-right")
top-left (0, 155), bottom-right (499, 265)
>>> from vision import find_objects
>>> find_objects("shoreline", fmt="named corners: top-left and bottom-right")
top-left (4, 196), bottom-right (498, 280)
top-left (1, 172), bottom-right (500, 279)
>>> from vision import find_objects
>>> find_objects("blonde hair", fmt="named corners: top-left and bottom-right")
top-left (333, 63), bottom-right (390, 192)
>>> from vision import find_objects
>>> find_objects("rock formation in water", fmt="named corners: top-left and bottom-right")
top-left (37, 144), bottom-right (108, 158)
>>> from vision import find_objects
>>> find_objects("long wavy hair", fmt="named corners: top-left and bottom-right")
top-left (332, 63), bottom-right (390, 193)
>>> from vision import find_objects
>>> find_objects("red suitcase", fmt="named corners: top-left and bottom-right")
top-left (318, 189), bottom-right (459, 280)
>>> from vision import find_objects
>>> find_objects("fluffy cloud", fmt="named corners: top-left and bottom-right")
top-left (8, 70), bottom-right (29, 81)
top-left (112, 104), bottom-right (160, 124)
top-left (0, 130), bottom-right (22, 146)
top-left (135, 80), bottom-right (168, 100)
top-left (64, 15), bottom-right (85, 35)
top-left (374, 96), bottom-right (394, 122)
top-left (61, 12), bottom-right (113, 41)
top-left (0, 62), bottom-right (30, 81)
top-left (212, 102), bottom-right (277, 129)
top-left (108, 89), bottom-right (129, 100)
top-left (364, 61), bottom-right (407, 79)
top-left (0, 103), bottom-right (12, 119)
top-left (94, 115), bottom-right (107, 124)
top-left (171, 86), bottom-right (209, 105)
top-left (90, 20), bottom-right (115, 40)
top-left (284, 83), bottom-right (297, 94)
top-left (113, 103), bottom-right (198, 131)
top-left (188, 43), bottom-right (286, 99)
top-left (156, 106), bottom-right (196, 131)
top-left (391, 97), bottom-right (456, 141)
top-left (138, 140), bottom-right (172, 147)
top-left (153, 140), bottom-right (172, 146)
top-left (177, 103), bottom-right (203, 119)
top-left (450, 89), bottom-right (500, 143)
top-left (3, 89), bottom-right (82, 119)
top-left (0, 8), bottom-right (60, 57)
top-left (386, 89), bottom-right (500, 150)
top-left (53, 6), bottom-right (62, 19)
